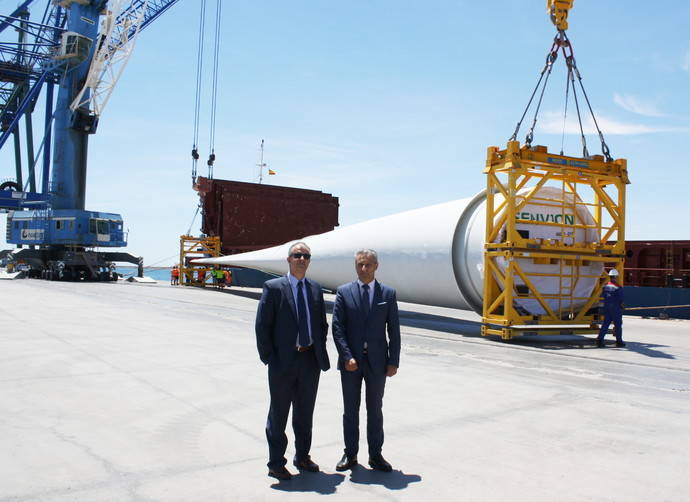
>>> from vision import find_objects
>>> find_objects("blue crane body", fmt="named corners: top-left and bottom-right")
top-left (0, 0), bottom-right (180, 279)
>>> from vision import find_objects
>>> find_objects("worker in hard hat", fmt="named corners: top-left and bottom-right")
top-left (596, 269), bottom-right (626, 348)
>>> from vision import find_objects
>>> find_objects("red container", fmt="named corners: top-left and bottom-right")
top-left (624, 240), bottom-right (690, 288)
top-left (196, 177), bottom-right (339, 255)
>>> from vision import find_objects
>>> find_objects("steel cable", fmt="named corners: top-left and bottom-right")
top-left (207, 0), bottom-right (222, 180)
top-left (191, 0), bottom-right (206, 182)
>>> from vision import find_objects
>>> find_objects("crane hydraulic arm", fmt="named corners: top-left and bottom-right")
top-left (0, 0), bottom-right (180, 280)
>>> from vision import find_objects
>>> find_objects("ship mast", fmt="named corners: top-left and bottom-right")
top-left (257, 139), bottom-right (266, 184)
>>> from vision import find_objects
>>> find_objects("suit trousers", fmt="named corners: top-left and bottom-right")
top-left (340, 354), bottom-right (386, 457)
top-left (265, 350), bottom-right (320, 468)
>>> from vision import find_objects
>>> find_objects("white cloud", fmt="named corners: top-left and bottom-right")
top-left (613, 93), bottom-right (665, 117)
top-left (537, 111), bottom-right (690, 135)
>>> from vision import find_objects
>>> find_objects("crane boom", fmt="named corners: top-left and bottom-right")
top-left (0, 0), bottom-right (181, 280)
top-left (71, 0), bottom-right (181, 117)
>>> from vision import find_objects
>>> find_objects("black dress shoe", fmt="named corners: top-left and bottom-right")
top-left (268, 466), bottom-right (292, 480)
top-left (336, 453), bottom-right (358, 471)
top-left (293, 457), bottom-right (319, 472)
top-left (368, 454), bottom-right (392, 472)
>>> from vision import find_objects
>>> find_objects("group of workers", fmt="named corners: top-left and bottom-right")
top-left (211, 267), bottom-right (233, 288)
top-left (169, 265), bottom-right (232, 288)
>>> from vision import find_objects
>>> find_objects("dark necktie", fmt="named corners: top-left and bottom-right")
top-left (362, 283), bottom-right (370, 317)
top-left (297, 280), bottom-right (310, 347)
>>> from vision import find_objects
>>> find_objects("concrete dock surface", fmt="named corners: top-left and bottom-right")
top-left (1, 279), bottom-right (689, 501)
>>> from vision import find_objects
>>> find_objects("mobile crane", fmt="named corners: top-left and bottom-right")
top-left (0, 0), bottom-right (180, 280)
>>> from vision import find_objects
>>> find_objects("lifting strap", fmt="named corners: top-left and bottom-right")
top-left (510, 30), bottom-right (612, 161)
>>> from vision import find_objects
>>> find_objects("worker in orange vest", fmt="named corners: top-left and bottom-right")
top-left (171, 265), bottom-right (180, 286)
top-left (224, 268), bottom-right (232, 287)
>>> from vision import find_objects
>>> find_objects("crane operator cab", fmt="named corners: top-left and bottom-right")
top-left (7, 209), bottom-right (127, 248)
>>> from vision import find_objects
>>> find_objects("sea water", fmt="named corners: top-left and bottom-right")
top-left (117, 267), bottom-right (171, 281)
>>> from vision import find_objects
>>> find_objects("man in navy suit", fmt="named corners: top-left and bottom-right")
top-left (332, 249), bottom-right (401, 472)
top-left (255, 242), bottom-right (331, 480)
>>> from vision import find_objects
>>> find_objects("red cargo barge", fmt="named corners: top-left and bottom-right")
top-left (195, 176), bottom-right (339, 255)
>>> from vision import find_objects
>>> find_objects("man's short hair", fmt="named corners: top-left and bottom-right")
top-left (354, 248), bottom-right (378, 264)
top-left (288, 241), bottom-right (311, 256)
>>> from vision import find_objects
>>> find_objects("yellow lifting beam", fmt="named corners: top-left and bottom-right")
top-left (179, 235), bottom-right (221, 287)
top-left (481, 141), bottom-right (629, 340)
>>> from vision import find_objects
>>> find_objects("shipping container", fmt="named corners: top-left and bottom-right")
top-left (196, 177), bottom-right (339, 255)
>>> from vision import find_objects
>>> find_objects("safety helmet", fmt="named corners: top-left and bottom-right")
top-left (608, 269), bottom-right (619, 277)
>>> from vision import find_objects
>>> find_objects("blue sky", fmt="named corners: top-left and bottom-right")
top-left (2, 0), bottom-right (690, 266)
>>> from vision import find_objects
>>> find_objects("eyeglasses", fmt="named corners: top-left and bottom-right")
top-left (291, 253), bottom-right (311, 260)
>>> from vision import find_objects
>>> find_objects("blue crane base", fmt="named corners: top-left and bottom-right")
top-left (6, 208), bottom-right (138, 281)
top-left (11, 247), bottom-right (143, 282)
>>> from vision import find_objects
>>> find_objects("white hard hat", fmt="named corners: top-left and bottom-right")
top-left (608, 269), bottom-right (619, 277)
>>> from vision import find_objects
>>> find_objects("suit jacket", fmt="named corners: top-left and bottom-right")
top-left (255, 276), bottom-right (330, 372)
top-left (332, 280), bottom-right (401, 375)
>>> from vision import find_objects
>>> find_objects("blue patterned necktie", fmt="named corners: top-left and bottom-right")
top-left (362, 283), bottom-right (370, 317)
top-left (297, 280), bottom-right (310, 347)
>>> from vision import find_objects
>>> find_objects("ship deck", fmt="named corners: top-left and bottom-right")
top-left (2, 279), bottom-right (689, 501)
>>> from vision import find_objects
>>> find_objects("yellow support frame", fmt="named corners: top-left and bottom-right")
top-left (481, 141), bottom-right (629, 339)
top-left (179, 235), bottom-right (221, 287)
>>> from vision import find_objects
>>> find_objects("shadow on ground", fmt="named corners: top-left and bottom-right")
top-left (218, 289), bottom-right (674, 358)
top-left (270, 471), bottom-right (345, 494)
top-left (348, 465), bottom-right (422, 489)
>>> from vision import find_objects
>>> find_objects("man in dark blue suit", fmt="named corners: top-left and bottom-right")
top-left (332, 249), bottom-right (401, 472)
top-left (255, 242), bottom-right (331, 480)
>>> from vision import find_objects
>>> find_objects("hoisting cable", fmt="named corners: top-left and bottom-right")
top-left (191, 0), bottom-right (207, 184)
top-left (559, 53), bottom-right (571, 155)
top-left (524, 40), bottom-right (558, 147)
top-left (566, 50), bottom-right (589, 158)
top-left (509, 29), bottom-right (613, 161)
top-left (561, 31), bottom-right (612, 161)
top-left (509, 35), bottom-right (561, 143)
top-left (186, 203), bottom-right (201, 236)
top-left (206, 0), bottom-right (222, 180)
